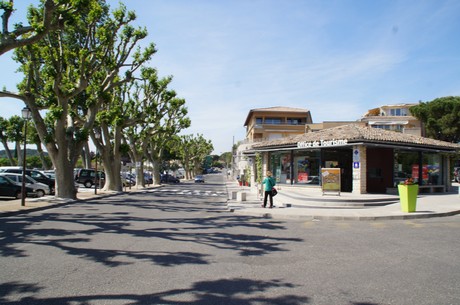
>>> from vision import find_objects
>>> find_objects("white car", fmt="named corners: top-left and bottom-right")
top-left (0, 173), bottom-right (50, 197)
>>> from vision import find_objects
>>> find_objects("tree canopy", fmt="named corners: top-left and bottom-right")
top-left (410, 96), bottom-right (460, 143)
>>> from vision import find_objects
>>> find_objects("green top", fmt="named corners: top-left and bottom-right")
top-left (263, 176), bottom-right (276, 191)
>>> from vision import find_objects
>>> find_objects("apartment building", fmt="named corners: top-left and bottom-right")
top-left (360, 103), bottom-right (423, 136)
top-left (244, 106), bottom-right (313, 142)
top-left (234, 107), bottom-right (313, 182)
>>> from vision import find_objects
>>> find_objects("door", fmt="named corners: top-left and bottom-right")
top-left (366, 148), bottom-right (393, 193)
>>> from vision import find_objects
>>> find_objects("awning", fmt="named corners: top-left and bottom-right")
top-left (368, 121), bottom-right (408, 125)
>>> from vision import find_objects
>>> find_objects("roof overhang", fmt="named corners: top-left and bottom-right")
top-left (245, 139), bottom-right (458, 154)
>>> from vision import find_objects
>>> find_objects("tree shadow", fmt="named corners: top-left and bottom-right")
top-left (0, 189), bottom-right (303, 266)
top-left (0, 278), bottom-right (310, 305)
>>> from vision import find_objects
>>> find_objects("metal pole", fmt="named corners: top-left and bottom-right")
top-left (21, 121), bottom-right (27, 206)
top-left (20, 107), bottom-right (31, 206)
top-left (94, 151), bottom-right (98, 195)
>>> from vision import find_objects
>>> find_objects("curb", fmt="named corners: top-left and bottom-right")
top-left (226, 203), bottom-right (460, 221)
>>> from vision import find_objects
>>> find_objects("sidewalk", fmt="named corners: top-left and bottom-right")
top-left (226, 180), bottom-right (460, 220)
top-left (0, 184), bottom-right (163, 217)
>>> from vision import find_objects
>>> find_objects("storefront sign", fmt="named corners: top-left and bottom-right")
top-left (297, 139), bottom-right (348, 148)
top-left (321, 168), bottom-right (341, 195)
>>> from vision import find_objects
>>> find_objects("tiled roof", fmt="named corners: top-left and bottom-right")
top-left (248, 106), bottom-right (310, 113)
top-left (251, 124), bottom-right (460, 150)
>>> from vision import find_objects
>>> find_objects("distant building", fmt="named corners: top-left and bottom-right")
top-left (234, 107), bottom-right (313, 180)
top-left (306, 121), bottom-right (365, 133)
top-left (244, 106), bottom-right (313, 143)
top-left (360, 103), bottom-right (423, 136)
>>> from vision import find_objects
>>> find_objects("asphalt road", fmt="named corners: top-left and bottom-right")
top-left (1, 174), bottom-right (459, 305)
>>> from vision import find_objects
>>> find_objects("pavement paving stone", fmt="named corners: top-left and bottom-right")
top-left (225, 180), bottom-right (460, 221)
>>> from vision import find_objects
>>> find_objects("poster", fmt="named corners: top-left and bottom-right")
top-left (321, 168), bottom-right (341, 195)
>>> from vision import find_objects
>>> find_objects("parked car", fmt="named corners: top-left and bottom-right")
top-left (75, 168), bottom-right (105, 188)
top-left (0, 173), bottom-right (50, 197)
top-left (121, 173), bottom-right (136, 187)
top-left (0, 175), bottom-right (36, 199)
top-left (194, 175), bottom-right (205, 183)
top-left (143, 173), bottom-right (153, 184)
top-left (160, 174), bottom-right (180, 183)
top-left (0, 167), bottom-right (55, 194)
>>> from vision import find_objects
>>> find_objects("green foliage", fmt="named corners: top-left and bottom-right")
top-left (255, 152), bottom-right (262, 184)
top-left (410, 96), bottom-right (460, 142)
top-left (0, 154), bottom-right (51, 168)
top-left (0, 157), bottom-right (16, 166)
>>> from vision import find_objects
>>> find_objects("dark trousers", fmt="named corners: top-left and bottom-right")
top-left (263, 190), bottom-right (273, 207)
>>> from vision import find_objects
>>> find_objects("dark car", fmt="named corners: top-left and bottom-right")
top-left (75, 168), bottom-right (105, 188)
top-left (160, 174), bottom-right (180, 183)
top-left (0, 167), bottom-right (55, 194)
top-left (194, 175), bottom-right (205, 183)
top-left (0, 173), bottom-right (50, 197)
top-left (0, 175), bottom-right (36, 199)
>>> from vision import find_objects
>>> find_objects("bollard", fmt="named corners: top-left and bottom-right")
top-left (237, 192), bottom-right (246, 202)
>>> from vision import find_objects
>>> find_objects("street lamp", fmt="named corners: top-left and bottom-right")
top-left (94, 131), bottom-right (101, 195)
top-left (21, 107), bottom-right (31, 206)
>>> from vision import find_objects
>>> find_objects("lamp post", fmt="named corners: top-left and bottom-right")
top-left (94, 131), bottom-right (101, 195)
top-left (21, 107), bottom-right (31, 206)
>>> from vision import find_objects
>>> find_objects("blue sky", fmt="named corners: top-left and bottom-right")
top-left (1, 0), bottom-right (460, 154)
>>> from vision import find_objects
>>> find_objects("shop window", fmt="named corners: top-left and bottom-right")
top-left (422, 153), bottom-right (442, 185)
top-left (269, 151), bottom-right (320, 185)
top-left (394, 151), bottom-right (419, 186)
top-left (294, 150), bottom-right (320, 185)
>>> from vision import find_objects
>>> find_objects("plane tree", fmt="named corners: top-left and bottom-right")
top-left (0, 0), bottom-right (83, 55)
top-left (80, 5), bottom-right (156, 193)
top-left (0, 1), bottom-right (154, 198)
top-left (5, 115), bottom-right (25, 165)
top-left (175, 134), bottom-right (214, 179)
top-left (0, 116), bottom-right (15, 164)
top-left (122, 67), bottom-right (190, 187)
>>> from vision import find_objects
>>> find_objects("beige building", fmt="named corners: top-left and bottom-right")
top-left (235, 107), bottom-right (313, 181)
top-left (360, 103), bottom-right (423, 136)
top-left (244, 106), bottom-right (313, 142)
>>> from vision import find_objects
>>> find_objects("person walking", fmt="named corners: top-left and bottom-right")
top-left (262, 170), bottom-right (276, 208)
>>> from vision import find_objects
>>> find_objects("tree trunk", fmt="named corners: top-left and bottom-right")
top-left (16, 141), bottom-right (23, 166)
top-left (101, 151), bottom-right (122, 192)
top-left (36, 143), bottom-right (50, 170)
top-left (83, 143), bottom-right (91, 169)
top-left (1, 140), bottom-right (15, 165)
top-left (55, 165), bottom-right (77, 199)
top-left (152, 159), bottom-right (161, 185)
top-left (135, 161), bottom-right (145, 188)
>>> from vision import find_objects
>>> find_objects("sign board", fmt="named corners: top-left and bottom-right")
top-left (321, 168), bottom-right (341, 196)
top-left (297, 139), bottom-right (348, 149)
top-left (353, 149), bottom-right (360, 162)
top-left (353, 162), bottom-right (360, 169)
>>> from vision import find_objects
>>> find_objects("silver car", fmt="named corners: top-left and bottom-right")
top-left (0, 173), bottom-right (50, 197)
